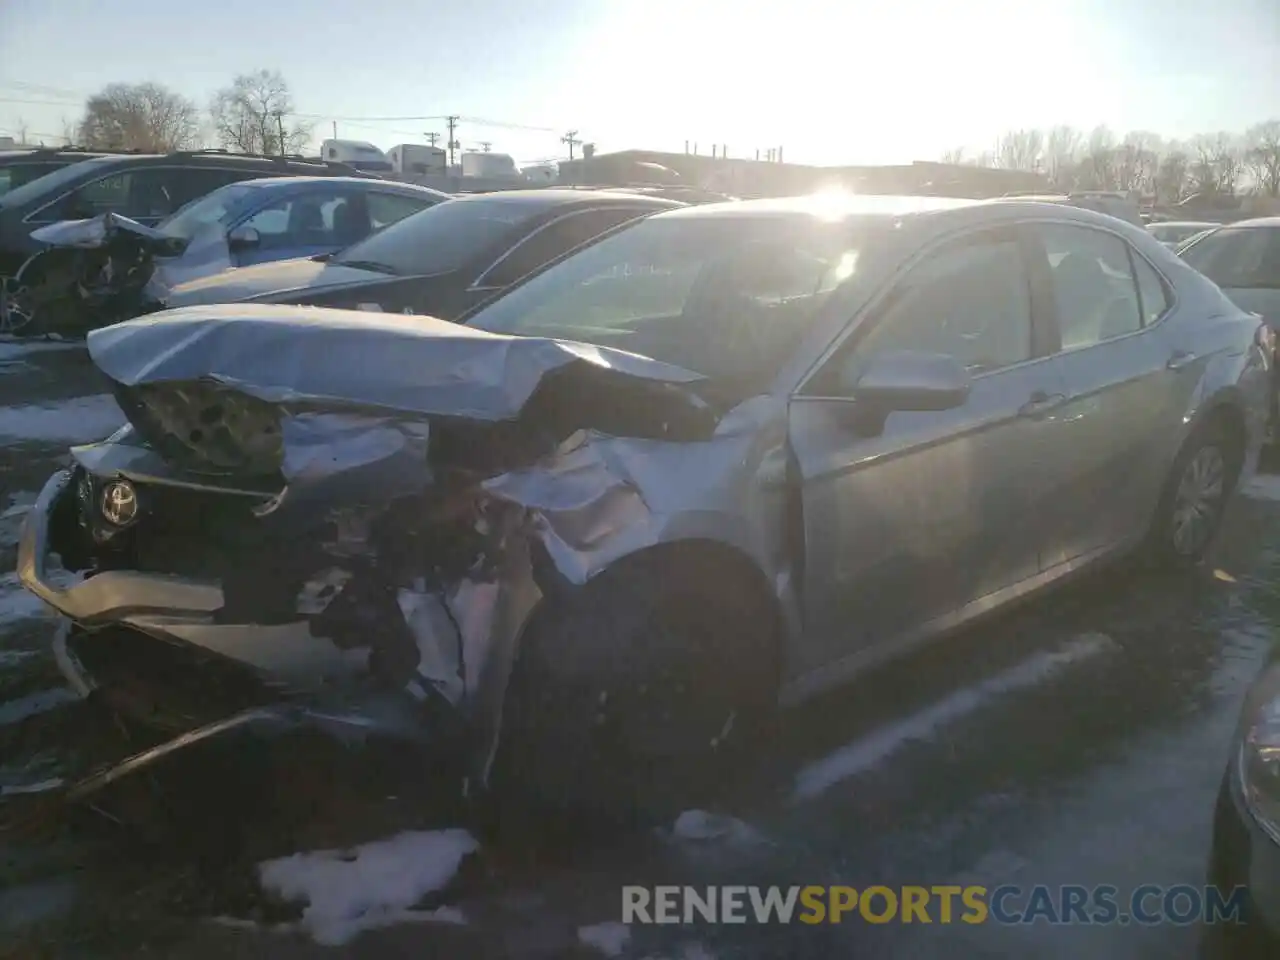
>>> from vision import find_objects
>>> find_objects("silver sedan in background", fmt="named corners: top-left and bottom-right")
top-left (19, 195), bottom-right (1273, 826)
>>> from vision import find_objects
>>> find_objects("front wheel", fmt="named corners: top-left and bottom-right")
top-left (486, 550), bottom-right (780, 836)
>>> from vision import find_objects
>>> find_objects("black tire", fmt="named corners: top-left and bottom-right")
top-left (486, 548), bottom-right (780, 835)
top-left (1147, 418), bottom-right (1243, 568)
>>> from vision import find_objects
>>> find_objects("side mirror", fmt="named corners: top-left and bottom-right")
top-left (227, 225), bottom-right (260, 252)
top-left (841, 349), bottom-right (970, 412)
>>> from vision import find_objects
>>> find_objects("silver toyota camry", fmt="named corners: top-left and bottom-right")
top-left (17, 194), bottom-right (1272, 826)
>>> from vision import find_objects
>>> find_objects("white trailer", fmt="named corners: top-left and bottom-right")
top-left (319, 139), bottom-right (392, 173)
top-left (461, 152), bottom-right (518, 179)
top-left (388, 143), bottom-right (447, 176)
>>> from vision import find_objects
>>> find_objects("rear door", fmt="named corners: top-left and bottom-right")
top-left (1026, 221), bottom-right (1184, 565)
top-left (789, 223), bottom-right (1067, 675)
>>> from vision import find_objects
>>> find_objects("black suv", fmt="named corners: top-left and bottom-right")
top-left (0, 147), bottom-right (121, 199)
top-left (0, 149), bottom-right (368, 276)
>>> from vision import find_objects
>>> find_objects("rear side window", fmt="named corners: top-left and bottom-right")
top-left (1132, 254), bottom-right (1171, 325)
top-left (1034, 224), bottom-right (1142, 348)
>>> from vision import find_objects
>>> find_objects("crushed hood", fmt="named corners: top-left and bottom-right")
top-left (163, 257), bottom-right (385, 308)
top-left (28, 212), bottom-right (181, 251)
top-left (88, 303), bottom-right (706, 423)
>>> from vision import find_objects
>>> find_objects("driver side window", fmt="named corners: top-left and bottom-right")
top-left (812, 229), bottom-right (1032, 394)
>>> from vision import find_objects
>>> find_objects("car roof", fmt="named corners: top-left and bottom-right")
top-left (231, 175), bottom-right (448, 194)
top-left (646, 194), bottom-right (1159, 237)
top-left (656, 193), bottom-right (980, 222)
top-left (1203, 217), bottom-right (1280, 229)
top-left (446, 188), bottom-right (682, 210)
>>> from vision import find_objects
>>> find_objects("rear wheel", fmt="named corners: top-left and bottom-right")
top-left (1148, 419), bottom-right (1242, 567)
top-left (486, 549), bottom-right (780, 836)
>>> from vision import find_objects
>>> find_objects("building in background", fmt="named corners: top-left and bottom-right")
top-left (558, 149), bottom-right (1049, 199)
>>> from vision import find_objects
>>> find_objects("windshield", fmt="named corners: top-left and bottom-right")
top-left (1180, 226), bottom-right (1280, 289)
top-left (469, 215), bottom-right (863, 390)
top-left (333, 196), bottom-right (534, 275)
top-left (0, 156), bottom-right (119, 209)
top-left (159, 182), bottom-right (257, 239)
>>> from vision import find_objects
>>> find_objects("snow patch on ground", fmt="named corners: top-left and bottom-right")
top-left (791, 633), bottom-right (1114, 802)
top-left (0, 777), bottom-right (63, 798)
top-left (1242, 474), bottom-right (1280, 502)
top-left (0, 570), bottom-right (78, 628)
top-left (0, 688), bottom-right (78, 728)
top-left (666, 810), bottom-right (768, 848)
top-left (639, 944), bottom-right (717, 960)
top-left (257, 828), bottom-right (477, 946)
top-left (0, 339), bottom-right (82, 362)
top-left (0, 394), bottom-right (122, 443)
top-left (578, 921), bottom-right (631, 957)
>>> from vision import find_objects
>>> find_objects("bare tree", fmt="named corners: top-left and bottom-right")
top-left (1244, 120), bottom-right (1280, 197)
top-left (59, 116), bottom-right (77, 146)
top-left (1190, 132), bottom-right (1242, 196)
top-left (939, 146), bottom-right (966, 165)
top-left (15, 117), bottom-right (30, 144)
top-left (1077, 126), bottom-right (1117, 190)
top-left (77, 82), bottom-right (200, 151)
top-left (1155, 149), bottom-right (1190, 204)
top-left (1114, 131), bottom-right (1161, 194)
top-left (209, 70), bottom-right (311, 155)
top-left (995, 128), bottom-right (1044, 172)
top-left (1044, 125), bottom-right (1082, 190)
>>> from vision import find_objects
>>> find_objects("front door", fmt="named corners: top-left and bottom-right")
top-left (789, 224), bottom-right (1065, 675)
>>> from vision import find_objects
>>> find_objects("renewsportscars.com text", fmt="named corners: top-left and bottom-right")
top-left (622, 884), bottom-right (1248, 926)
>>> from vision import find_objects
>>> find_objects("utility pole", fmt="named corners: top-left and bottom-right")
top-left (446, 115), bottom-right (460, 170)
top-left (479, 141), bottom-right (492, 153)
top-left (275, 111), bottom-right (286, 156)
top-left (425, 131), bottom-right (440, 147)
top-left (561, 129), bottom-right (581, 160)
top-left (332, 120), bottom-right (337, 140)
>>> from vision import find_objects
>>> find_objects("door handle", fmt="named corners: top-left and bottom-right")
top-left (1018, 391), bottom-right (1068, 418)
top-left (1167, 350), bottom-right (1198, 371)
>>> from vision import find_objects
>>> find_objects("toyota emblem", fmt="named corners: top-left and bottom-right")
top-left (100, 480), bottom-right (139, 526)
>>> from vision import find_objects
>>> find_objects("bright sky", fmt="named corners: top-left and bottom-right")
top-left (1, 0), bottom-right (1277, 166)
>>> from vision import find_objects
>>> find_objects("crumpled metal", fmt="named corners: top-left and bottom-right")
top-left (28, 212), bottom-right (173, 249)
top-left (88, 303), bottom-right (706, 422)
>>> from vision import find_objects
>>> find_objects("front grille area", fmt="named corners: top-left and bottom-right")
top-left (73, 468), bottom-right (277, 579)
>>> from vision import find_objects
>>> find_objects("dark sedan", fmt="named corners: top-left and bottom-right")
top-left (155, 189), bottom-right (683, 321)
top-left (1205, 650), bottom-right (1280, 957)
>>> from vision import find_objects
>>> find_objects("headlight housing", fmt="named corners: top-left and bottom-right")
top-left (1239, 665), bottom-right (1280, 843)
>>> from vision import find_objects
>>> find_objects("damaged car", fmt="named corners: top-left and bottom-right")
top-left (0, 177), bottom-right (448, 337)
top-left (18, 195), bottom-right (1272, 825)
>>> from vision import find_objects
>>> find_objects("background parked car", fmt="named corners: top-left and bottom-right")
top-left (1204, 648), bottom-right (1280, 957)
top-left (137, 175), bottom-right (449, 283)
top-left (0, 147), bottom-right (117, 198)
top-left (153, 188), bottom-right (683, 322)
top-left (1179, 219), bottom-right (1280, 332)
top-left (1148, 220), bottom-right (1219, 249)
top-left (0, 176), bottom-right (452, 336)
top-left (0, 149), bottom-right (368, 277)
